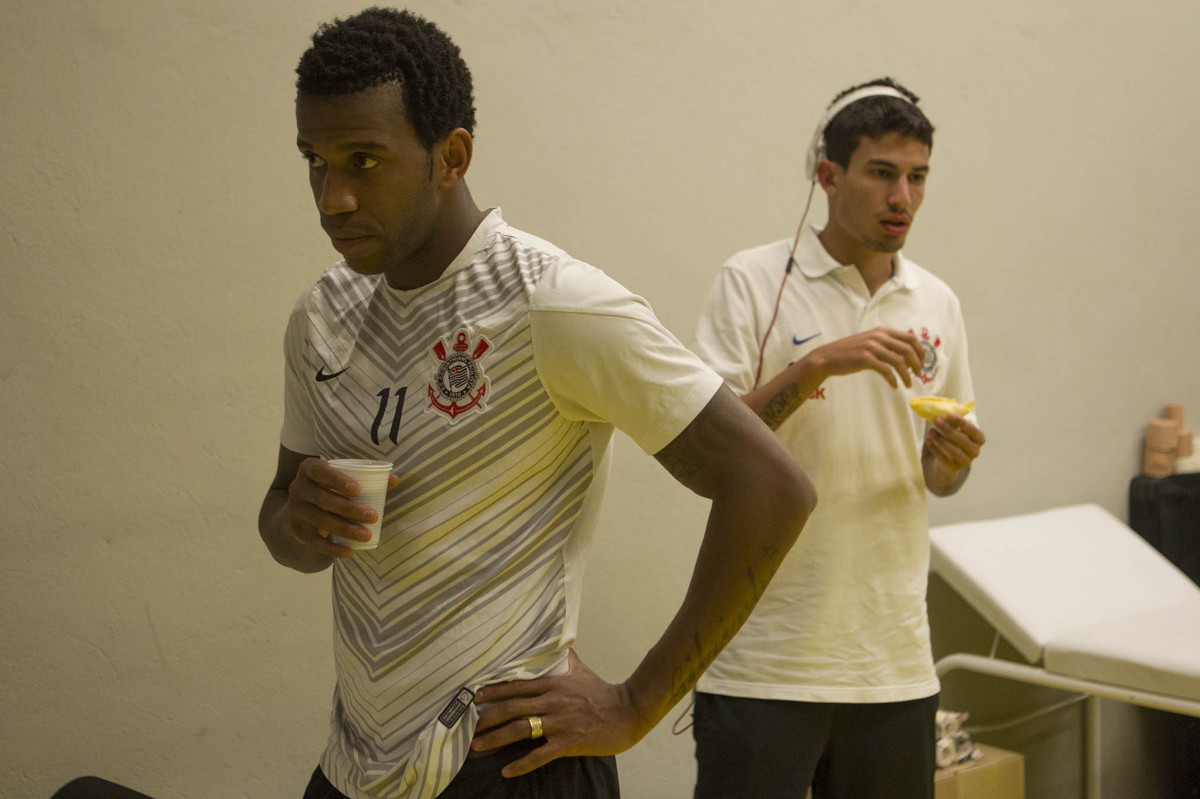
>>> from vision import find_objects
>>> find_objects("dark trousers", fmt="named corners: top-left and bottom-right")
top-left (693, 691), bottom-right (938, 799)
top-left (303, 739), bottom-right (619, 799)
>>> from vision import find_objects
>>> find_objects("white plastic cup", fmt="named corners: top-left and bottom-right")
top-left (326, 459), bottom-right (393, 550)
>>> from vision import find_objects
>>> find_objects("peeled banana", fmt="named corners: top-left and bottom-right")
top-left (909, 395), bottom-right (976, 421)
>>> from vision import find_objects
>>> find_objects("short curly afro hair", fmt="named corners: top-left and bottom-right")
top-left (823, 77), bottom-right (933, 169)
top-left (295, 7), bottom-right (476, 151)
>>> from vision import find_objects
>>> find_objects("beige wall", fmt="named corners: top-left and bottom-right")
top-left (2, 1), bottom-right (1197, 797)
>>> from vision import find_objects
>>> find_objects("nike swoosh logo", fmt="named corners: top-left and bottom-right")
top-left (315, 366), bottom-right (348, 382)
top-left (792, 333), bottom-right (822, 345)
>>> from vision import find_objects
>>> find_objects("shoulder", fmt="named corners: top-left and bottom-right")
top-left (721, 239), bottom-right (793, 279)
top-left (904, 257), bottom-right (964, 313)
top-left (476, 221), bottom-right (576, 284)
top-left (696, 239), bottom-right (795, 318)
top-left (532, 259), bottom-right (656, 322)
top-left (292, 261), bottom-right (381, 315)
top-left (285, 262), bottom-right (382, 346)
top-left (494, 222), bottom-right (573, 263)
top-left (458, 221), bottom-right (593, 311)
top-left (496, 225), bottom-right (654, 320)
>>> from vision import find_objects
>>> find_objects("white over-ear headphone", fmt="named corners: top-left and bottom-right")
top-left (751, 84), bottom-right (917, 390)
top-left (803, 85), bottom-right (912, 181)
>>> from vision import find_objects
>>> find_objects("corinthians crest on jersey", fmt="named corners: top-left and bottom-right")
top-left (909, 326), bottom-right (942, 385)
top-left (426, 328), bottom-right (492, 423)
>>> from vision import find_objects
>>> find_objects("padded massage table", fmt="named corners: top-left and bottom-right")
top-left (930, 504), bottom-right (1200, 798)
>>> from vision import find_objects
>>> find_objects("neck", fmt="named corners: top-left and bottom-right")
top-left (386, 185), bottom-right (486, 291)
top-left (816, 226), bottom-right (896, 296)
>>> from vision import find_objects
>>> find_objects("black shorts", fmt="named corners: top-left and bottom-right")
top-left (303, 739), bottom-right (619, 799)
top-left (693, 691), bottom-right (938, 799)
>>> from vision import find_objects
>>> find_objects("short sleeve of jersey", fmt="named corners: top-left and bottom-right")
top-left (279, 291), bottom-right (320, 456)
top-left (530, 260), bottom-right (724, 455)
top-left (690, 261), bottom-right (763, 395)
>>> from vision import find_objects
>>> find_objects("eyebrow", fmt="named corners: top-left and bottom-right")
top-left (295, 138), bottom-right (391, 152)
top-left (866, 158), bottom-right (930, 173)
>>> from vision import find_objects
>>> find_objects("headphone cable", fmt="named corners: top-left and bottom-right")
top-left (752, 180), bottom-right (818, 389)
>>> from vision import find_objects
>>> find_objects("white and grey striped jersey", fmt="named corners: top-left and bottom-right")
top-left (279, 209), bottom-right (722, 799)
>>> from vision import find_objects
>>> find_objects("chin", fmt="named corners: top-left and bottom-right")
top-left (868, 239), bottom-right (905, 254)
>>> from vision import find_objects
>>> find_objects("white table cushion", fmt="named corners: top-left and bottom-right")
top-left (1043, 601), bottom-right (1200, 702)
top-left (930, 504), bottom-right (1200, 663)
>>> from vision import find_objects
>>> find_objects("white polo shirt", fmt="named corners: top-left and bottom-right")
top-left (691, 224), bottom-right (975, 703)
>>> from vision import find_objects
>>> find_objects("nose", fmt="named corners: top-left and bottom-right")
top-left (889, 178), bottom-right (913, 210)
top-left (313, 168), bottom-right (357, 216)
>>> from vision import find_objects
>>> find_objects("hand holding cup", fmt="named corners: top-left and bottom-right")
top-left (286, 458), bottom-right (397, 556)
top-left (324, 460), bottom-right (393, 550)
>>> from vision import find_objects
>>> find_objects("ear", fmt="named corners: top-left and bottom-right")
top-left (434, 128), bottom-right (473, 189)
top-left (815, 159), bottom-right (839, 197)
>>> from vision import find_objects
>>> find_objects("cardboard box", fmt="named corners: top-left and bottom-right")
top-left (935, 744), bottom-right (1025, 799)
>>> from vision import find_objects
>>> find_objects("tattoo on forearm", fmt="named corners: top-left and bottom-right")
top-left (760, 384), bottom-right (801, 430)
top-left (667, 563), bottom-right (773, 706)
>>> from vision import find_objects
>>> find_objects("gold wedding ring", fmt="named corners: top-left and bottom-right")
top-left (528, 715), bottom-right (544, 739)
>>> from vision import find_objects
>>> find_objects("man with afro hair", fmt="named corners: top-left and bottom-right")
top-left (259, 9), bottom-right (815, 799)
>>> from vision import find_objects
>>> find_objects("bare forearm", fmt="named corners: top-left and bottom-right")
top-left (625, 455), bottom-right (815, 731)
top-left (258, 489), bottom-right (333, 573)
top-left (742, 355), bottom-right (828, 430)
top-left (746, 328), bottom-right (931, 429)
top-left (922, 448), bottom-right (970, 497)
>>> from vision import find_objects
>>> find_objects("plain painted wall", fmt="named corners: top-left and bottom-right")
top-left (2, 1), bottom-right (1197, 797)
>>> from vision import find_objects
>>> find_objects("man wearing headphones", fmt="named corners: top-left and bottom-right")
top-left (688, 78), bottom-right (986, 798)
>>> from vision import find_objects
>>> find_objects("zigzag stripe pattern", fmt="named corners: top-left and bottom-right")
top-left (296, 218), bottom-right (603, 798)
